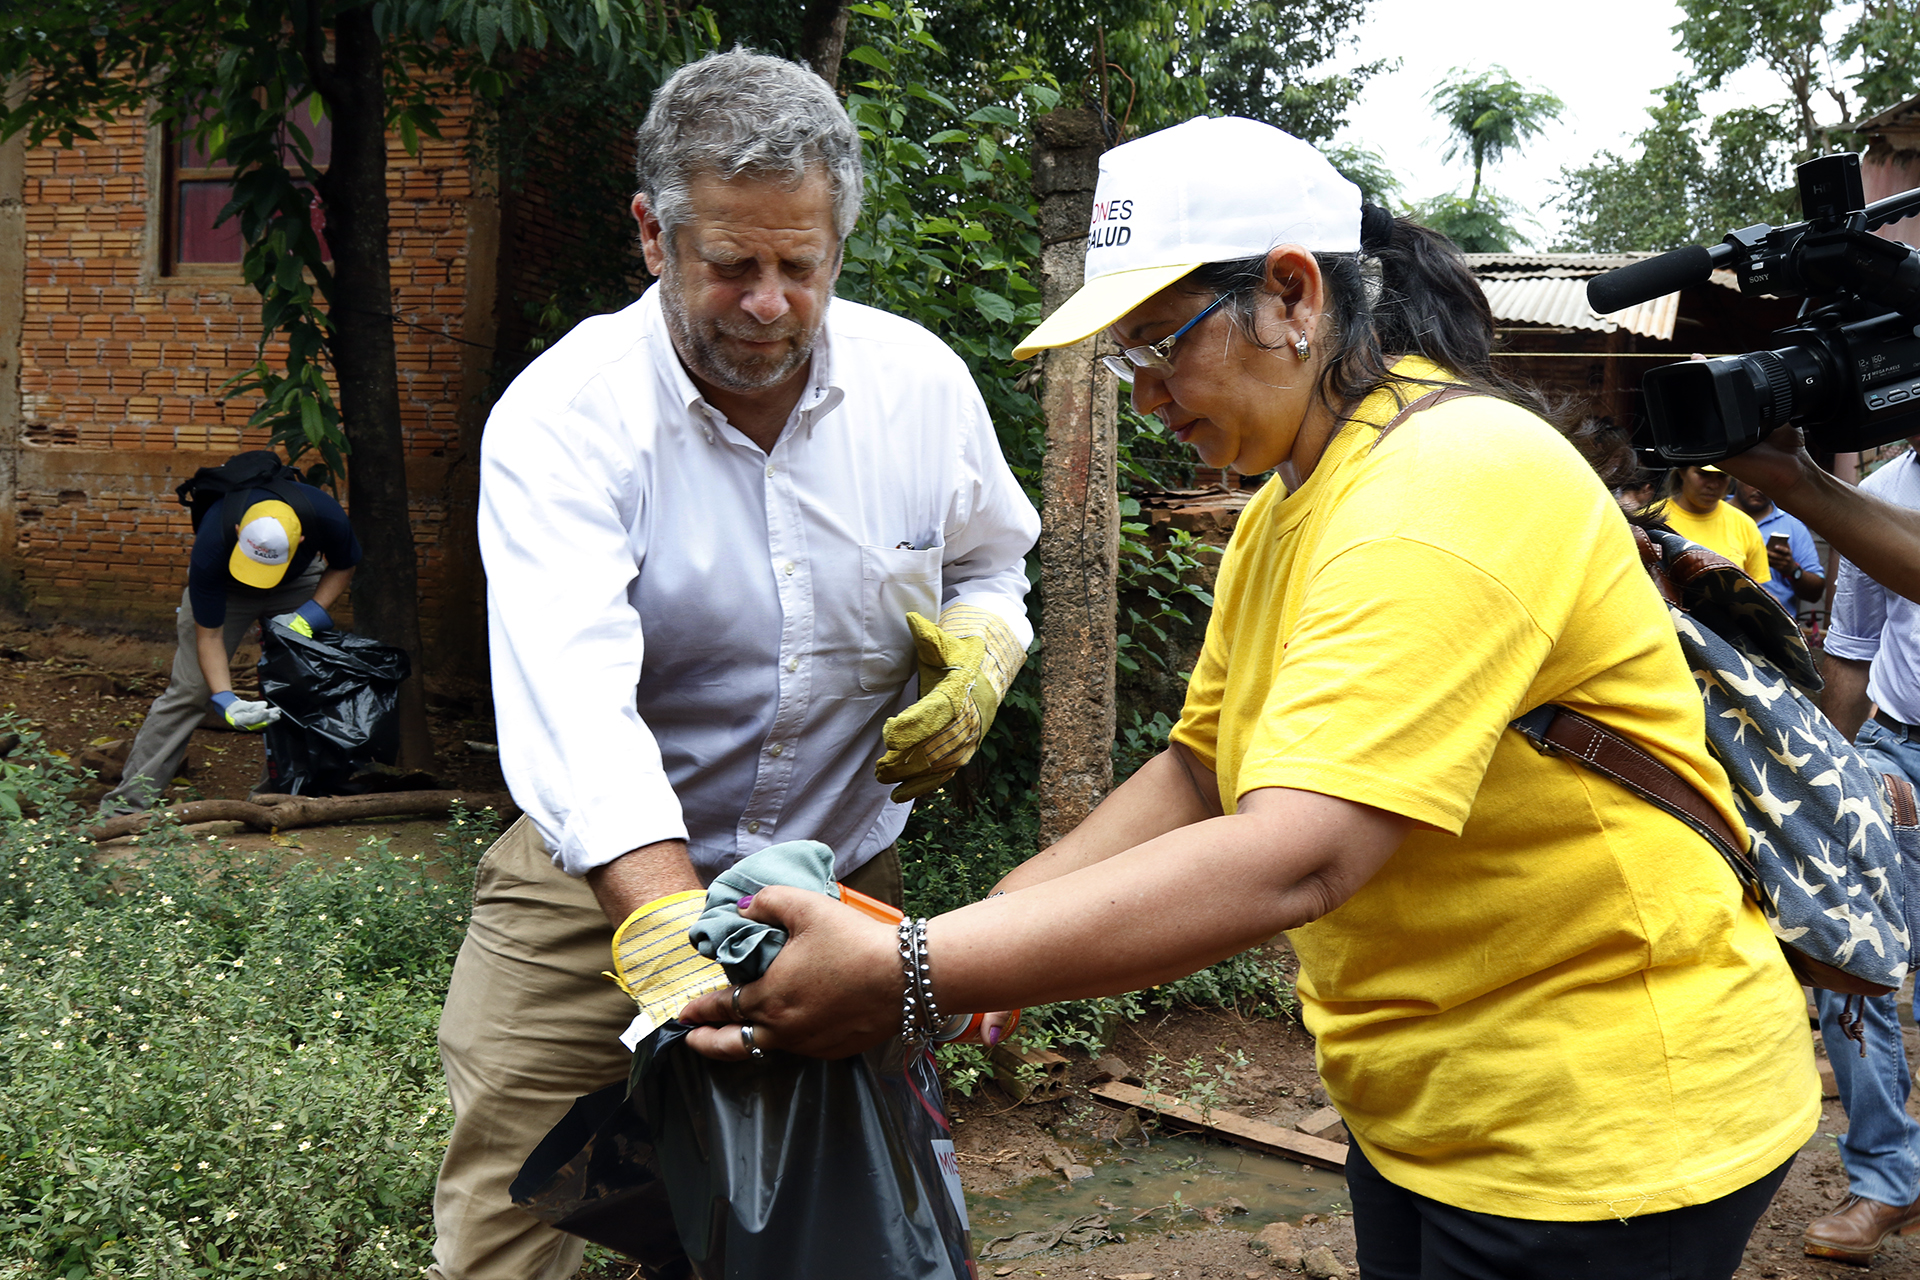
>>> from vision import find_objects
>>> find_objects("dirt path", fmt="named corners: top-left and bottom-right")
top-left (950, 1009), bottom-right (1920, 1279)
top-left (0, 616), bottom-right (506, 823)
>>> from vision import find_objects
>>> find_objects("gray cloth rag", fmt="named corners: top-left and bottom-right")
top-left (688, 840), bottom-right (841, 983)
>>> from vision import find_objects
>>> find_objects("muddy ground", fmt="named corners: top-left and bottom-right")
top-left (9, 615), bottom-right (1918, 1277)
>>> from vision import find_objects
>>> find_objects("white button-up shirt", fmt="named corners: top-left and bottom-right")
top-left (1828, 450), bottom-right (1920, 723)
top-left (480, 287), bottom-right (1040, 878)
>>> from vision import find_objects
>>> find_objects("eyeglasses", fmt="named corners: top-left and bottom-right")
top-left (1101, 294), bottom-right (1228, 383)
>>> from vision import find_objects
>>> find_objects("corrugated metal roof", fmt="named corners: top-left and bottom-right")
top-left (1476, 275), bottom-right (1678, 338)
top-left (1462, 252), bottom-right (1651, 271)
top-left (1463, 251), bottom-right (1737, 340)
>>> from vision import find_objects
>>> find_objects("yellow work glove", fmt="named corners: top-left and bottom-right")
top-left (608, 890), bottom-right (730, 1040)
top-left (874, 604), bottom-right (1025, 802)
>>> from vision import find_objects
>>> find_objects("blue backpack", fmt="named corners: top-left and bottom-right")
top-left (1512, 526), bottom-right (1919, 1000)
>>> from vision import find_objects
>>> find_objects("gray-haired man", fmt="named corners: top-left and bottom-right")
top-left (430, 51), bottom-right (1039, 1279)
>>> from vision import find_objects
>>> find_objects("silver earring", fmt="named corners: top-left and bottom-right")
top-left (1294, 332), bottom-right (1311, 361)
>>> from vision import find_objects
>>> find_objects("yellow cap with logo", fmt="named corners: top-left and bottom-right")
top-left (230, 499), bottom-right (302, 588)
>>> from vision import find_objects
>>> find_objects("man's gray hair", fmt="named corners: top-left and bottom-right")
top-left (635, 49), bottom-right (864, 245)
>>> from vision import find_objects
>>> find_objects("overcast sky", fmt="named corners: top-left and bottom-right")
top-left (1324, 0), bottom-right (1791, 246)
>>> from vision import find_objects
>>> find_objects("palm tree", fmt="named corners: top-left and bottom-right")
top-left (1430, 67), bottom-right (1565, 202)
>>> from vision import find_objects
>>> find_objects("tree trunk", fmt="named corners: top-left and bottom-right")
top-left (314, 9), bottom-right (438, 772)
top-left (1032, 109), bottom-right (1117, 848)
top-left (800, 0), bottom-right (851, 87)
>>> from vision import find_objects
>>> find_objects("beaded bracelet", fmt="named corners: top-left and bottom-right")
top-left (898, 915), bottom-right (948, 1048)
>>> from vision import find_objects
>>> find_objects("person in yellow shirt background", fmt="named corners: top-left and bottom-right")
top-left (1662, 464), bottom-right (1771, 582)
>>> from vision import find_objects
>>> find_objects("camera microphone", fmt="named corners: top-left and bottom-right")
top-left (1586, 244), bottom-right (1728, 314)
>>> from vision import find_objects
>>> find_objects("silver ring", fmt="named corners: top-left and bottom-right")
top-left (740, 1024), bottom-right (764, 1059)
top-left (730, 986), bottom-right (744, 1019)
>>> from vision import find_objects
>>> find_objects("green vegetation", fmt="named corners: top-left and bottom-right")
top-left (1414, 66), bottom-right (1564, 252)
top-left (0, 724), bottom-right (499, 1278)
top-left (1556, 0), bottom-right (1920, 252)
top-left (0, 724), bottom-right (1293, 1272)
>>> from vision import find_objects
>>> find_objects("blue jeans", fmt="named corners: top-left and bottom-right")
top-left (1817, 716), bottom-right (1920, 1206)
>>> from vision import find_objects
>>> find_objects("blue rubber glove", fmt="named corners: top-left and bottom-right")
top-left (210, 689), bottom-right (281, 731)
top-left (269, 600), bottom-right (333, 639)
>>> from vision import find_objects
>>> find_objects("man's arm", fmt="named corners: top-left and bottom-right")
top-left (310, 565), bottom-right (354, 612)
top-left (479, 382), bottom-right (698, 888)
top-left (1822, 654), bottom-right (1874, 742)
top-left (196, 625), bottom-right (231, 697)
top-left (1719, 429), bottom-right (1920, 600)
top-left (586, 838), bottom-right (702, 928)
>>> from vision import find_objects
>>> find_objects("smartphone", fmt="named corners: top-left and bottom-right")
top-left (1768, 534), bottom-right (1791, 556)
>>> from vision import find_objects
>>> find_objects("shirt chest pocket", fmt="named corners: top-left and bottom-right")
top-left (859, 544), bottom-right (942, 693)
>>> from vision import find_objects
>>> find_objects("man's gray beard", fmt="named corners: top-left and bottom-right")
top-left (660, 270), bottom-right (817, 394)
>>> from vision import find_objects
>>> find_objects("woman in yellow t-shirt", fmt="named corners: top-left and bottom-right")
top-left (681, 118), bottom-right (1815, 1277)
top-left (1661, 465), bottom-right (1771, 580)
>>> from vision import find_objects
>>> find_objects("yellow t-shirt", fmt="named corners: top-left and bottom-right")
top-left (1660, 499), bottom-right (1769, 582)
top-left (1171, 361), bottom-right (1815, 1220)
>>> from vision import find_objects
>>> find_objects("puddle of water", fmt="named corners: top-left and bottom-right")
top-left (966, 1132), bottom-right (1348, 1244)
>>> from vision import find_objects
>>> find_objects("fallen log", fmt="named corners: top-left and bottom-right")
top-left (1087, 1081), bottom-right (1348, 1171)
top-left (86, 790), bottom-right (515, 842)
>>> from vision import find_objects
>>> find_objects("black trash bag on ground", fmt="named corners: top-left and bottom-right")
top-left (512, 1023), bottom-right (975, 1279)
top-left (257, 621), bottom-right (409, 796)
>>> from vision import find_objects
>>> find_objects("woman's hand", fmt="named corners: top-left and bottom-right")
top-left (678, 886), bottom-right (902, 1060)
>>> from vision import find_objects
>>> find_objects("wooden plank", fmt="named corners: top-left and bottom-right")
top-left (1088, 1082), bottom-right (1348, 1172)
top-left (1295, 1105), bottom-right (1343, 1137)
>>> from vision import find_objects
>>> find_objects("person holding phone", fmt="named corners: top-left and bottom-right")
top-left (1731, 479), bottom-right (1825, 611)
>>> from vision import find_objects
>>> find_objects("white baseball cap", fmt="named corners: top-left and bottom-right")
top-left (1013, 116), bottom-right (1362, 359)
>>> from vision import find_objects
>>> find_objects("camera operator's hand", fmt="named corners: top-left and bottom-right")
top-left (1715, 418), bottom-right (1920, 602)
top-left (1716, 425), bottom-right (1818, 504)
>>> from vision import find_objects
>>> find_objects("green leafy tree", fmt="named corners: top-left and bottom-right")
top-left (877, 0), bottom-right (1382, 144)
top-left (1323, 141), bottom-right (1402, 208)
top-left (1410, 190), bottom-right (1530, 253)
top-left (1415, 66), bottom-right (1562, 250)
top-left (1555, 86), bottom-right (1794, 252)
top-left (2, 1), bottom-right (705, 765)
top-left (1429, 65), bottom-right (1564, 204)
top-left (1555, 1), bottom-right (1920, 253)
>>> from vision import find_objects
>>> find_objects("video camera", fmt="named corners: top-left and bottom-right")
top-left (1587, 153), bottom-right (1920, 463)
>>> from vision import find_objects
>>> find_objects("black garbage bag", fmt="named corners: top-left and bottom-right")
top-left (512, 1023), bottom-right (975, 1279)
top-left (257, 621), bottom-right (409, 796)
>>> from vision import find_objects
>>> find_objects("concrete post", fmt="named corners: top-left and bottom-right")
top-left (1032, 108), bottom-right (1118, 847)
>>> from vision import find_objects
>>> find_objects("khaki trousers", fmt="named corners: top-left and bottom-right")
top-left (429, 816), bottom-right (903, 1280)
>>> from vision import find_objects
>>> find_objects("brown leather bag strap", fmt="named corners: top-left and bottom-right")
top-left (1510, 704), bottom-right (1756, 884)
top-left (1367, 385), bottom-right (1482, 452)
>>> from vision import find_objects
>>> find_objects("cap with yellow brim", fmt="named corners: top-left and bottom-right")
top-left (1012, 263), bottom-right (1200, 360)
top-left (1011, 116), bottom-right (1362, 361)
top-left (229, 498), bottom-right (302, 589)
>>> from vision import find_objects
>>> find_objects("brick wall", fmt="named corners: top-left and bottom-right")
top-left (2, 95), bottom-right (497, 684)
